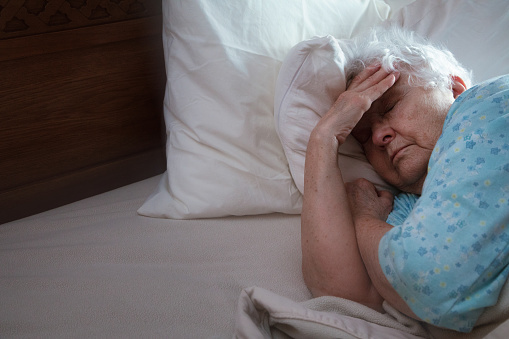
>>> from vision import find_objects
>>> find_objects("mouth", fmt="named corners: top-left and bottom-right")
top-left (391, 145), bottom-right (409, 163)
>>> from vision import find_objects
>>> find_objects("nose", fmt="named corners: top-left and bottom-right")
top-left (371, 122), bottom-right (395, 148)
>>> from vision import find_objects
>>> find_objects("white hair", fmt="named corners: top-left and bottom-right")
top-left (343, 25), bottom-right (472, 90)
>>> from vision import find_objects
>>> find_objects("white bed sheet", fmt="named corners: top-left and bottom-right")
top-left (0, 175), bottom-right (309, 338)
top-left (1, 175), bottom-right (509, 338)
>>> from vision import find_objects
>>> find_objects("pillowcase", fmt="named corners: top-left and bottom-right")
top-left (272, 0), bottom-right (509, 197)
top-left (388, 0), bottom-right (509, 84)
top-left (138, 0), bottom-right (393, 219)
top-left (274, 35), bottom-right (396, 194)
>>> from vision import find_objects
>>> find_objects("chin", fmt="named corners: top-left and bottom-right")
top-left (396, 155), bottom-right (429, 194)
top-left (396, 173), bottom-right (426, 195)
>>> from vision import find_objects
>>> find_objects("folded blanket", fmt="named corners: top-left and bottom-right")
top-left (234, 283), bottom-right (509, 338)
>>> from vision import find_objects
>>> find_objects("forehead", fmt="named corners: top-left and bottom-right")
top-left (351, 77), bottom-right (411, 141)
top-left (364, 77), bottom-right (409, 118)
top-left (379, 76), bottom-right (410, 104)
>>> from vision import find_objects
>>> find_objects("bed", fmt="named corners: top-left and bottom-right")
top-left (2, 0), bottom-right (509, 338)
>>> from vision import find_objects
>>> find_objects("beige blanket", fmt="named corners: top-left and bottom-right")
top-left (234, 282), bottom-right (509, 339)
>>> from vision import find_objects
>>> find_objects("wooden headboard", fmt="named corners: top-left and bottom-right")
top-left (0, 0), bottom-right (167, 224)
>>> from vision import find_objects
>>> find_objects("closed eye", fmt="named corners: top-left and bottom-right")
top-left (381, 101), bottom-right (397, 117)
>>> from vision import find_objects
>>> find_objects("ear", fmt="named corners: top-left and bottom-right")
top-left (451, 75), bottom-right (467, 98)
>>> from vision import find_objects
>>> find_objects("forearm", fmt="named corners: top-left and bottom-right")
top-left (300, 65), bottom-right (397, 307)
top-left (301, 132), bottom-right (381, 306)
top-left (354, 216), bottom-right (418, 319)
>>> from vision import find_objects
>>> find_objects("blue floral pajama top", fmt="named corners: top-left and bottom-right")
top-left (380, 75), bottom-right (509, 332)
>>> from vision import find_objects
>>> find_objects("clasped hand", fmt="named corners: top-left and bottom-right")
top-left (346, 178), bottom-right (394, 223)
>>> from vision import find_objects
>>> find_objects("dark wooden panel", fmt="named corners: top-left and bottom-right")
top-left (0, 16), bottom-right (163, 62)
top-left (0, 0), bottom-right (161, 39)
top-left (1, 30), bottom-right (166, 191)
top-left (0, 14), bottom-right (167, 224)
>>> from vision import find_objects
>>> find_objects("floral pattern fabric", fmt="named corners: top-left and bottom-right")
top-left (380, 75), bottom-right (509, 332)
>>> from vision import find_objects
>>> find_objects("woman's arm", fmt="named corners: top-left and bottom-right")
top-left (347, 178), bottom-right (419, 319)
top-left (301, 65), bottom-right (398, 310)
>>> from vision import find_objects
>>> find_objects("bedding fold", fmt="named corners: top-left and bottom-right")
top-left (234, 284), bottom-right (509, 339)
top-left (234, 286), bottom-right (428, 338)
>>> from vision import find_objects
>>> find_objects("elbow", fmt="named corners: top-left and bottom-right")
top-left (302, 262), bottom-right (384, 311)
top-left (301, 252), bottom-right (346, 298)
top-left (302, 261), bottom-right (331, 298)
top-left (302, 262), bottom-right (320, 297)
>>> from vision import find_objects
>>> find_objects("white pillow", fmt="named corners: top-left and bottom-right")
top-left (274, 35), bottom-right (396, 194)
top-left (138, 0), bottom-right (393, 219)
top-left (389, 0), bottom-right (509, 84)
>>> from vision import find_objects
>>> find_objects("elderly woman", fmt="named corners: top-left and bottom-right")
top-left (302, 26), bottom-right (509, 333)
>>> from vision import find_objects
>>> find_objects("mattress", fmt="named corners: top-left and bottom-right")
top-left (1, 175), bottom-right (509, 338)
top-left (0, 175), bottom-right (309, 338)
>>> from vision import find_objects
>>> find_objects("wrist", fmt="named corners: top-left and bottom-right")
top-left (308, 127), bottom-right (340, 151)
top-left (354, 215), bottom-right (392, 238)
top-left (309, 123), bottom-right (353, 149)
top-left (354, 214), bottom-right (380, 226)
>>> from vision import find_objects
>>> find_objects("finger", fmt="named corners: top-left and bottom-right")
top-left (349, 64), bottom-right (398, 92)
top-left (354, 177), bottom-right (375, 188)
top-left (377, 189), bottom-right (394, 203)
top-left (348, 64), bottom-right (382, 89)
top-left (376, 190), bottom-right (395, 216)
top-left (361, 71), bottom-right (399, 102)
top-left (351, 178), bottom-right (377, 196)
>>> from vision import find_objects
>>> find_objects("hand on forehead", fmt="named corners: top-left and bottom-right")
top-left (349, 68), bottom-right (407, 143)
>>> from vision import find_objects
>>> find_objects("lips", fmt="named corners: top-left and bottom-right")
top-left (391, 145), bottom-right (409, 163)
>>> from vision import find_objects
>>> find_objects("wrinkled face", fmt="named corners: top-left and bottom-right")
top-left (351, 74), bottom-right (456, 194)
